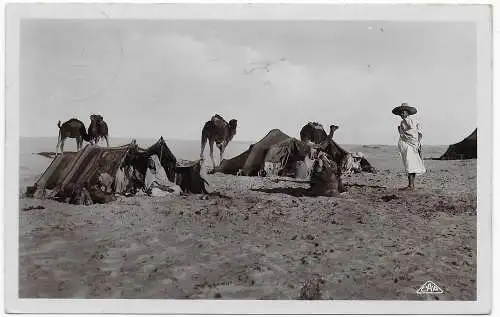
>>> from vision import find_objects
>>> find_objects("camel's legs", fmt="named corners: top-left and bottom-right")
top-left (219, 145), bottom-right (225, 165)
top-left (76, 136), bottom-right (82, 151)
top-left (209, 140), bottom-right (216, 169)
top-left (56, 136), bottom-right (62, 154)
top-left (60, 138), bottom-right (65, 154)
top-left (200, 132), bottom-right (208, 160)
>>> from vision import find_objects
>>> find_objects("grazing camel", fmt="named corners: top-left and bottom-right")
top-left (56, 118), bottom-right (91, 154)
top-left (87, 114), bottom-right (110, 147)
top-left (300, 122), bottom-right (338, 144)
top-left (200, 114), bottom-right (238, 168)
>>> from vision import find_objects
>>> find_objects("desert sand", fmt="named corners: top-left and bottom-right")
top-left (18, 138), bottom-right (476, 300)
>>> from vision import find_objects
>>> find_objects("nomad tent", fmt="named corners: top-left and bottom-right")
top-left (439, 129), bottom-right (477, 160)
top-left (211, 129), bottom-right (310, 177)
top-left (212, 129), bottom-right (376, 177)
top-left (241, 129), bottom-right (308, 176)
top-left (26, 137), bottom-right (207, 204)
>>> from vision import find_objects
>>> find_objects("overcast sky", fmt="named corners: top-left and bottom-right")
top-left (20, 20), bottom-right (476, 145)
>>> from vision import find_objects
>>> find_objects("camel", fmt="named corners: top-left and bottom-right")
top-left (200, 114), bottom-right (238, 168)
top-left (88, 114), bottom-right (110, 147)
top-left (300, 122), bottom-right (339, 144)
top-left (309, 150), bottom-right (344, 196)
top-left (56, 118), bottom-right (91, 154)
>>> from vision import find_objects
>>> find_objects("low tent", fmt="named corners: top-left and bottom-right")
top-left (26, 137), bottom-right (206, 204)
top-left (211, 129), bottom-right (293, 176)
top-left (212, 129), bottom-right (376, 177)
top-left (440, 129), bottom-right (477, 160)
top-left (213, 147), bottom-right (252, 175)
top-left (241, 129), bottom-right (298, 176)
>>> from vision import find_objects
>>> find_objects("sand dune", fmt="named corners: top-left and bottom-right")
top-left (18, 138), bottom-right (476, 300)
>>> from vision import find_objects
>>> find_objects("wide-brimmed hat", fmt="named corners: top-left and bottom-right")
top-left (392, 103), bottom-right (417, 116)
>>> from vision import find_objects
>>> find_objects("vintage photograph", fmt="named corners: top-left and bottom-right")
top-left (4, 3), bottom-right (493, 314)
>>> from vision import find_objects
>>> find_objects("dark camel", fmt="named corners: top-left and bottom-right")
top-left (200, 114), bottom-right (238, 168)
top-left (87, 114), bottom-right (110, 147)
top-left (56, 118), bottom-right (91, 154)
top-left (300, 122), bottom-right (338, 144)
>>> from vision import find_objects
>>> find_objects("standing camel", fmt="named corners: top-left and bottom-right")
top-left (200, 114), bottom-right (238, 169)
top-left (87, 114), bottom-right (110, 147)
top-left (300, 122), bottom-right (338, 144)
top-left (56, 118), bottom-right (91, 154)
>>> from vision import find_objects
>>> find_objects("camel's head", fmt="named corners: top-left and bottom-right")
top-left (328, 125), bottom-right (339, 138)
top-left (90, 114), bottom-right (104, 122)
top-left (228, 119), bottom-right (237, 133)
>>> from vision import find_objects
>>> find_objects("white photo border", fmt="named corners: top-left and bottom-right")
top-left (4, 3), bottom-right (492, 315)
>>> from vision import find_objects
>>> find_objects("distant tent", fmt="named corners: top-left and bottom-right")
top-left (440, 129), bottom-right (477, 160)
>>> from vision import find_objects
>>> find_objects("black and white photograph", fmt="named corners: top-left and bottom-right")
top-left (3, 2), bottom-right (493, 315)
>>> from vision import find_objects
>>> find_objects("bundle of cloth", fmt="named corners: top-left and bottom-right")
top-left (144, 155), bottom-right (181, 196)
top-left (114, 154), bottom-right (181, 197)
top-left (342, 151), bottom-right (366, 174)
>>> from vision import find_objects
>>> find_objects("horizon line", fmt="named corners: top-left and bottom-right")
top-left (19, 136), bottom-right (451, 147)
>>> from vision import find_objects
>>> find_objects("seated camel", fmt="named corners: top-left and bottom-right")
top-left (308, 148), bottom-right (344, 196)
top-left (300, 122), bottom-right (339, 144)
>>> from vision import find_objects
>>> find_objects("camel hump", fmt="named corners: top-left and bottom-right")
top-left (211, 114), bottom-right (227, 129)
top-left (312, 123), bottom-right (324, 130)
top-left (305, 122), bottom-right (323, 129)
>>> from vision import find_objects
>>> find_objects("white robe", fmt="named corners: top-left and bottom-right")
top-left (398, 117), bottom-right (426, 174)
top-left (144, 155), bottom-right (181, 196)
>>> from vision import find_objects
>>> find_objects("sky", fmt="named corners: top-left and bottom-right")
top-left (20, 20), bottom-right (477, 145)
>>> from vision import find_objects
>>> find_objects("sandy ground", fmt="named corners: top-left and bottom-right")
top-left (18, 140), bottom-right (476, 300)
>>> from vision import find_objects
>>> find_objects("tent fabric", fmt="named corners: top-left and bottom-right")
top-left (29, 137), bottom-right (179, 203)
top-left (174, 159), bottom-right (209, 194)
top-left (213, 148), bottom-right (252, 175)
top-left (35, 152), bottom-right (79, 190)
top-left (210, 130), bottom-right (294, 176)
top-left (440, 129), bottom-right (477, 160)
top-left (35, 143), bottom-right (133, 192)
top-left (263, 137), bottom-right (310, 177)
top-left (241, 129), bottom-right (291, 176)
top-left (144, 155), bottom-right (181, 195)
top-left (214, 129), bottom-right (377, 177)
